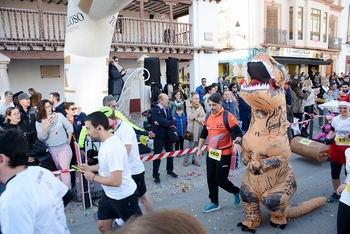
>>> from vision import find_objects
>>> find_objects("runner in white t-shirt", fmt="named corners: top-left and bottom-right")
top-left (0, 130), bottom-right (70, 234)
top-left (336, 148), bottom-right (350, 234)
top-left (80, 112), bottom-right (142, 233)
top-left (325, 101), bottom-right (350, 203)
top-left (100, 106), bottom-right (153, 214)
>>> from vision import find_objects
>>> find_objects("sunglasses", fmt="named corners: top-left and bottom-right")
top-left (202, 80), bottom-right (207, 83)
top-left (114, 59), bottom-right (119, 62)
top-left (224, 87), bottom-right (228, 89)
top-left (70, 107), bottom-right (77, 110)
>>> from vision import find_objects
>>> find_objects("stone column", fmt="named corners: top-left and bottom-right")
top-left (0, 53), bottom-right (11, 101)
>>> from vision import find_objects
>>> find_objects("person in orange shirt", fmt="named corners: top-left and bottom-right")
top-left (197, 93), bottom-right (243, 213)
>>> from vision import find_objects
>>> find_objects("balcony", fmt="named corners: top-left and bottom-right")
top-left (112, 17), bottom-right (192, 47)
top-left (328, 36), bottom-right (342, 50)
top-left (0, 7), bottom-right (193, 52)
top-left (263, 28), bottom-right (287, 45)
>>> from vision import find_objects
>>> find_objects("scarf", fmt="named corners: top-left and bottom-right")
top-left (174, 100), bottom-right (184, 107)
top-left (114, 62), bottom-right (123, 73)
top-left (191, 101), bottom-right (201, 109)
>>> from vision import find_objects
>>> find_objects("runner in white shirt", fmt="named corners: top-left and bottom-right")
top-left (325, 101), bottom-right (350, 203)
top-left (336, 148), bottom-right (350, 234)
top-left (99, 106), bottom-right (154, 214)
top-left (80, 112), bottom-right (142, 234)
top-left (0, 130), bottom-right (70, 234)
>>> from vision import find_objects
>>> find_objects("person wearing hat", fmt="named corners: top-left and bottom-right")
top-left (99, 106), bottom-right (153, 217)
top-left (17, 92), bottom-right (37, 138)
top-left (325, 101), bottom-right (350, 203)
top-left (108, 56), bottom-right (127, 103)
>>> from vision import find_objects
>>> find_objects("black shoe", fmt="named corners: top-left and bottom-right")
top-left (237, 222), bottom-right (256, 233)
top-left (154, 177), bottom-right (161, 184)
top-left (167, 172), bottom-right (178, 178)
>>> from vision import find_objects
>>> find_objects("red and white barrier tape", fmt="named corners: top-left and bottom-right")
top-left (52, 168), bottom-right (76, 175)
top-left (140, 145), bottom-right (209, 162)
top-left (288, 112), bottom-right (329, 127)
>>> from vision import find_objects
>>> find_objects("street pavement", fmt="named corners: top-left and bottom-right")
top-left (66, 125), bottom-right (341, 234)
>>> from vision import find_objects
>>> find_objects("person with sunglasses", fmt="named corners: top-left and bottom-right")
top-left (195, 78), bottom-right (207, 104)
top-left (64, 102), bottom-right (86, 145)
top-left (108, 56), bottom-right (127, 103)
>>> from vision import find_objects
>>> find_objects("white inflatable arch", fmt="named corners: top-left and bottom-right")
top-left (64, 0), bottom-right (131, 114)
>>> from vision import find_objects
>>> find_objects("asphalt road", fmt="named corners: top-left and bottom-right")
top-left (66, 141), bottom-right (341, 234)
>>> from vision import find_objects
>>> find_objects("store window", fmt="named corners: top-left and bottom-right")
top-left (289, 6), bottom-right (293, 39)
top-left (298, 7), bottom-right (303, 40)
top-left (323, 12), bottom-right (327, 43)
top-left (310, 8), bottom-right (321, 42)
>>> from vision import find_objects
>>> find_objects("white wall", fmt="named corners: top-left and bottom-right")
top-left (189, 0), bottom-right (219, 90)
top-left (338, 0), bottom-right (350, 73)
top-left (8, 59), bottom-right (64, 100)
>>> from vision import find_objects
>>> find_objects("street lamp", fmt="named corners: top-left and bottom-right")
top-left (235, 21), bottom-right (245, 39)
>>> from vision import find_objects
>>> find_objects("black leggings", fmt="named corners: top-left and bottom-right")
top-left (331, 161), bottom-right (347, 180)
top-left (337, 201), bottom-right (350, 234)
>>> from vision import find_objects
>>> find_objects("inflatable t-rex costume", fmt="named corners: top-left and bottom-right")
top-left (237, 54), bottom-right (326, 233)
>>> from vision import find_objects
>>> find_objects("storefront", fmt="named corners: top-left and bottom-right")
top-left (267, 47), bottom-right (330, 76)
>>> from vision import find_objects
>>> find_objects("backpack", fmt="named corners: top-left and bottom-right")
top-left (205, 110), bottom-right (231, 132)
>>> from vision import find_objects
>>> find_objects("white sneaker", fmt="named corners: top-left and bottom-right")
top-left (113, 218), bottom-right (124, 227)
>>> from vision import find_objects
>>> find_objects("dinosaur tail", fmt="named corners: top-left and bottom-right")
top-left (285, 197), bottom-right (327, 219)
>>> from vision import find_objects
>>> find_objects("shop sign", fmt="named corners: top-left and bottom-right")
top-left (268, 47), bottom-right (323, 59)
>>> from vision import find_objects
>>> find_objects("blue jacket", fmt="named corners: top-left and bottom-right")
top-left (151, 102), bottom-right (176, 139)
top-left (195, 85), bottom-right (205, 103)
top-left (73, 112), bottom-right (86, 143)
top-left (222, 99), bottom-right (240, 120)
top-left (238, 98), bottom-right (251, 120)
top-left (174, 112), bottom-right (187, 137)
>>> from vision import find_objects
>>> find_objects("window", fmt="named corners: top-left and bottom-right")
top-left (289, 7), bottom-right (293, 39)
top-left (298, 7), bottom-right (303, 40)
top-left (310, 8), bottom-right (321, 41)
top-left (323, 12), bottom-right (327, 42)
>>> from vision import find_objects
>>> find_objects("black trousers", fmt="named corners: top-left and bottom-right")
top-left (337, 201), bottom-right (350, 234)
top-left (206, 154), bottom-right (240, 205)
top-left (153, 138), bottom-right (174, 178)
top-left (175, 136), bottom-right (184, 150)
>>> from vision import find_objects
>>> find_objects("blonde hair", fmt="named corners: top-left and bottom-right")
top-left (303, 79), bottom-right (312, 87)
top-left (117, 209), bottom-right (208, 234)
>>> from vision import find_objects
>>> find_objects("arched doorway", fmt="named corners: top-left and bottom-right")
top-left (325, 59), bottom-right (333, 75)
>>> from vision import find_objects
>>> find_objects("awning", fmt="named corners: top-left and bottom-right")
top-left (273, 56), bottom-right (331, 65)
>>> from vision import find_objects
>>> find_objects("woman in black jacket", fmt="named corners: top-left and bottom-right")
top-left (108, 56), bottom-right (127, 102)
top-left (3, 107), bottom-right (56, 171)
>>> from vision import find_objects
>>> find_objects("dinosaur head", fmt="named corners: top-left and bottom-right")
top-left (240, 54), bottom-right (287, 123)
top-left (243, 53), bottom-right (286, 91)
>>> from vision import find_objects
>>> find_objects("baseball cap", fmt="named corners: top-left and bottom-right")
top-left (98, 106), bottom-right (113, 118)
top-left (18, 93), bottom-right (30, 101)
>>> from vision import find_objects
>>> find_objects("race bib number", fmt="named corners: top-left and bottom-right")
top-left (208, 148), bottom-right (222, 161)
top-left (335, 137), bottom-right (350, 146)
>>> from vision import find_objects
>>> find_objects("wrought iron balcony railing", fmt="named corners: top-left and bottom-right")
top-left (263, 28), bottom-right (287, 45)
top-left (0, 7), bottom-right (193, 50)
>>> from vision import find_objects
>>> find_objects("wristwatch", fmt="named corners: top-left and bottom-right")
top-left (234, 140), bottom-right (242, 146)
